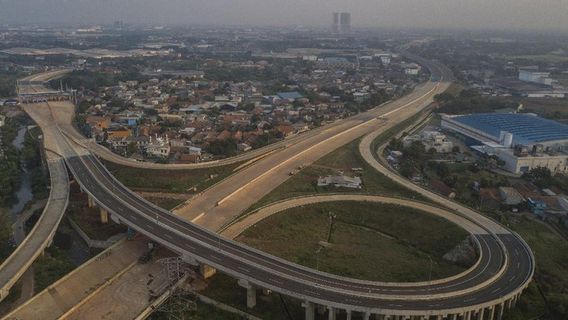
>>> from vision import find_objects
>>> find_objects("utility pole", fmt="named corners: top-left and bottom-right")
top-left (327, 212), bottom-right (337, 244)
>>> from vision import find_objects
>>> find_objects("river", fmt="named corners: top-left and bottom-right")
top-left (10, 126), bottom-right (33, 218)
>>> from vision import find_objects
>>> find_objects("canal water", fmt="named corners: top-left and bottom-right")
top-left (10, 126), bottom-right (32, 217)
top-left (9, 124), bottom-right (91, 264)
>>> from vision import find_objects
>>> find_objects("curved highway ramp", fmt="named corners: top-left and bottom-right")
top-left (0, 155), bottom-right (69, 303)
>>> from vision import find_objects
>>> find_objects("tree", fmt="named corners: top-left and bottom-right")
top-left (388, 138), bottom-right (404, 151)
top-left (0, 210), bottom-right (13, 260)
top-left (522, 167), bottom-right (553, 188)
top-left (404, 141), bottom-right (426, 161)
top-left (208, 138), bottom-right (238, 157)
top-left (126, 142), bottom-right (138, 156)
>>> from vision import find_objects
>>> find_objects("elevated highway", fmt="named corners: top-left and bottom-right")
top-left (0, 155), bottom-right (69, 302)
top-left (61, 134), bottom-right (533, 319)
top-left (4, 55), bottom-right (534, 320)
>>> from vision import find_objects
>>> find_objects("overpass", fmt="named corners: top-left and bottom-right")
top-left (59, 128), bottom-right (533, 320)
top-left (3, 56), bottom-right (534, 320)
top-left (0, 154), bottom-right (69, 302)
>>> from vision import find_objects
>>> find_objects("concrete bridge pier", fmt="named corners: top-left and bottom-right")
top-left (327, 306), bottom-right (336, 320)
top-left (237, 279), bottom-right (256, 309)
top-left (0, 288), bottom-right (9, 301)
top-left (345, 310), bottom-right (352, 320)
top-left (363, 311), bottom-right (371, 320)
top-left (477, 308), bottom-right (485, 320)
top-left (302, 301), bottom-right (315, 320)
top-left (496, 302), bottom-right (504, 320)
top-left (87, 195), bottom-right (96, 208)
top-left (199, 264), bottom-right (217, 279)
top-left (487, 305), bottom-right (495, 320)
top-left (100, 208), bottom-right (109, 224)
top-left (511, 294), bottom-right (519, 309)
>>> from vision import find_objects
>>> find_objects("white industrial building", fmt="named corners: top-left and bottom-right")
top-left (403, 131), bottom-right (454, 153)
top-left (317, 175), bottom-right (362, 189)
top-left (518, 69), bottom-right (554, 86)
top-left (441, 113), bottom-right (568, 174)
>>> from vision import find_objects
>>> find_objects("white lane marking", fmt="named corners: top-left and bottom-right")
top-left (191, 212), bottom-right (205, 222)
top-left (209, 255), bottom-right (221, 262)
top-left (238, 266), bottom-right (251, 273)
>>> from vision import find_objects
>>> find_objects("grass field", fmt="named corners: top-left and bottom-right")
top-left (144, 197), bottom-right (186, 210)
top-left (249, 139), bottom-right (425, 211)
top-left (102, 160), bottom-right (242, 193)
top-left (238, 201), bottom-right (470, 282)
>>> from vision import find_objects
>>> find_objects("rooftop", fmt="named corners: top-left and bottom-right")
top-left (452, 113), bottom-right (568, 144)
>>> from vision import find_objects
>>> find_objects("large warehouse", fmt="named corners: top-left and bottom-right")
top-left (442, 113), bottom-right (568, 174)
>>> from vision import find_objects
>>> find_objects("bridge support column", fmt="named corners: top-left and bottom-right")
top-left (465, 311), bottom-right (471, 320)
top-left (488, 306), bottom-right (495, 320)
top-left (346, 310), bottom-right (352, 320)
top-left (327, 307), bottom-right (336, 320)
top-left (514, 294), bottom-right (519, 307)
top-left (199, 264), bottom-right (217, 279)
top-left (87, 195), bottom-right (95, 208)
top-left (302, 301), bottom-right (315, 320)
top-left (480, 308), bottom-right (486, 320)
top-left (496, 303), bottom-right (504, 320)
top-left (0, 288), bottom-right (9, 302)
top-left (237, 280), bottom-right (256, 309)
top-left (100, 208), bottom-right (109, 224)
top-left (363, 311), bottom-right (371, 320)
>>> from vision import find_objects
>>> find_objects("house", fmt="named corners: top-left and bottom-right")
top-left (106, 128), bottom-right (131, 140)
top-left (86, 116), bottom-right (111, 131)
top-left (317, 175), bottom-right (362, 189)
top-left (177, 153), bottom-right (201, 164)
top-left (403, 131), bottom-right (454, 153)
top-left (277, 91), bottom-right (304, 102)
top-left (499, 187), bottom-right (525, 206)
top-left (275, 124), bottom-right (294, 137)
top-left (146, 136), bottom-right (170, 158)
top-left (293, 122), bottom-right (309, 134)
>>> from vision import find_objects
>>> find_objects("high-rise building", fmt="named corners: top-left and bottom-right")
top-left (340, 12), bottom-right (351, 33)
top-left (332, 12), bottom-right (340, 33)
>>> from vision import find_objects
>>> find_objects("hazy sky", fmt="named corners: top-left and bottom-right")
top-left (1, 0), bottom-right (567, 32)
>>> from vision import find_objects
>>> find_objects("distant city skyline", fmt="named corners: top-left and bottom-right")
top-left (0, 0), bottom-right (567, 33)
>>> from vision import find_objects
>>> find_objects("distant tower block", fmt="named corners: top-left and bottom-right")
top-left (332, 12), bottom-right (340, 33)
top-left (340, 12), bottom-right (351, 33)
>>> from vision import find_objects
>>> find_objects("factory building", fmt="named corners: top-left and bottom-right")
top-left (441, 113), bottom-right (568, 174)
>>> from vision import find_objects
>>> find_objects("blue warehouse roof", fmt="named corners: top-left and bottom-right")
top-left (452, 113), bottom-right (568, 144)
